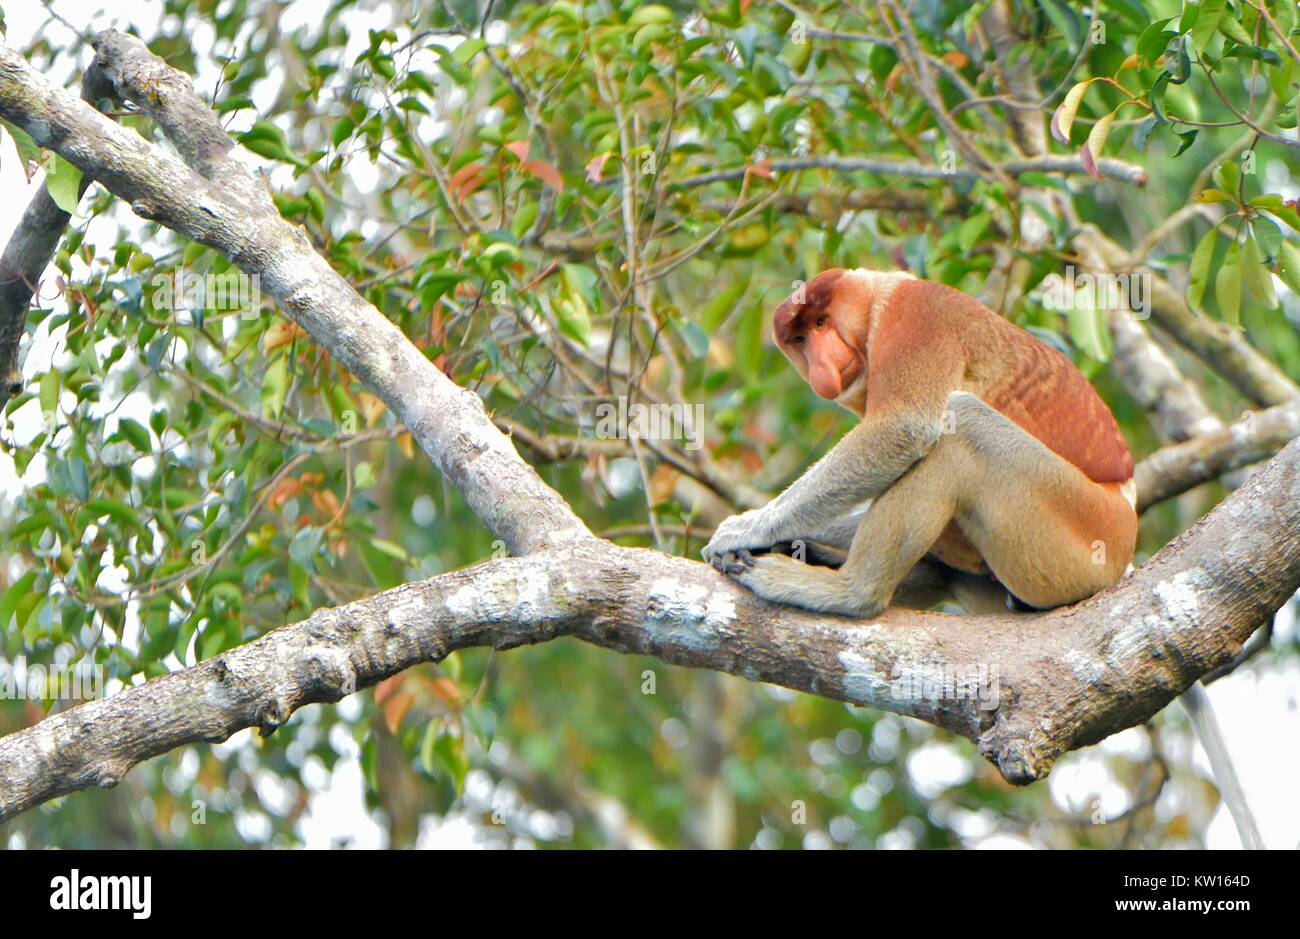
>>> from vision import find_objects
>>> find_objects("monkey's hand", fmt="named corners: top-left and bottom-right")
top-left (702, 510), bottom-right (776, 569)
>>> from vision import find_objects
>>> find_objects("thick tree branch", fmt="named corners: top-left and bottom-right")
top-left (1135, 398), bottom-right (1300, 511)
top-left (0, 58), bottom-right (114, 402)
top-left (1, 436), bottom-right (1296, 819)
top-left (674, 153), bottom-right (1149, 189)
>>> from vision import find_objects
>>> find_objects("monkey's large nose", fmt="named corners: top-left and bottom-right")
top-left (810, 359), bottom-right (842, 399)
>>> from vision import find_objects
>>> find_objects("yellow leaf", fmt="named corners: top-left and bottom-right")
top-left (1051, 80), bottom-right (1091, 144)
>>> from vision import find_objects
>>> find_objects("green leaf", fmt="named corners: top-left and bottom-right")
top-left (482, 241), bottom-right (519, 267)
top-left (1217, 12), bottom-right (1253, 45)
top-left (1222, 44), bottom-right (1282, 66)
top-left (1190, 0), bottom-right (1225, 52)
top-left (239, 121), bottom-right (291, 162)
top-left (1172, 128), bottom-right (1199, 157)
top-left (671, 318), bottom-right (710, 359)
top-left (1066, 301), bottom-right (1111, 363)
top-left (432, 730), bottom-right (469, 792)
top-left (1187, 227), bottom-right (1217, 309)
top-left (288, 559), bottom-right (310, 608)
top-left (261, 355), bottom-right (289, 419)
top-left (67, 456), bottom-right (90, 502)
top-left (0, 571), bottom-right (39, 631)
top-left (84, 499), bottom-right (141, 530)
top-left (1249, 193), bottom-right (1285, 211)
top-left (1271, 205), bottom-right (1300, 234)
top-left (1215, 240), bottom-right (1241, 325)
top-left (699, 276), bottom-right (748, 331)
top-left (21, 595), bottom-right (47, 645)
top-left (7, 512), bottom-right (53, 543)
top-left (370, 538), bottom-right (409, 562)
top-left (1149, 72), bottom-right (1172, 125)
top-left (1135, 18), bottom-right (1177, 66)
top-left (1039, 0), bottom-right (1081, 50)
top-left (452, 38), bottom-right (488, 65)
top-left (331, 114), bottom-right (355, 148)
top-left (632, 22), bottom-right (671, 52)
top-left (561, 262), bottom-right (599, 309)
top-left (556, 263), bottom-right (599, 346)
top-left (2, 120), bottom-right (41, 175)
top-left (1276, 0), bottom-right (1297, 34)
top-left (1213, 160), bottom-right (1241, 196)
top-left (117, 417), bottom-right (153, 453)
top-left (1102, 0), bottom-right (1151, 28)
top-left (554, 296), bottom-right (591, 346)
top-left (958, 211), bottom-right (992, 252)
top-left (1241, 234), bottom-right (1277, 308)
top-left (432, 47), bottom-right (471, 84)
top-left (1164, 35), bottom-right (1191, 83)
top-left (38, 368), bottom-right (58, 418)
top-left (46, 154), bottom-right (83, 214)
top-left (1252, 215), bottom-right (1282, 261)
top-left (289, 526), bottom-right (323, 567)
top-left (1131, 116), bottom-right (1159, 151)
top-left (420, 721), bottom-right (440, 776)
top-left (628, 4), bottom-right (673, 27)
top-left (1278, 242), bottom-right (1300, 296)
top-left (510, 200), bottom-right (539, 239)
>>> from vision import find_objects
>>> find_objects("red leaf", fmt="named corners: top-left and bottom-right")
top-left (504, 140), bottom-right (530, 161)
top-left (383, 691), bottom-right (414, 734)
top-left (374, 674), bottom-right (405, 706)
top-left (585, 152), bottom-right (610, 183)
top-left (448, 162), bottom-right (487, 201)
top-left (520, 159), bottom-right (564, 192)
top-left (1080, 143), bottom-right (1102, 179)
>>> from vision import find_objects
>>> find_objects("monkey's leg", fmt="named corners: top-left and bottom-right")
top-left (941, 396), bottom-right (1137, 608)
top-left (721, 455), bottom-right (958, 617)
top-left (722, 393), bottom-right (1135, 616)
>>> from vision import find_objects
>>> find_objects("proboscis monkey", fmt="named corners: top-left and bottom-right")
top-left (702, 268), bottom-right (1138, 618)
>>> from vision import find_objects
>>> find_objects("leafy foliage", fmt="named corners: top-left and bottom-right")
top-left (0, 0), bottom-right (1296, 848)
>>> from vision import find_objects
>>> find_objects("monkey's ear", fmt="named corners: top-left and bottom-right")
top-left (773, 299), bottom-right (798, 344)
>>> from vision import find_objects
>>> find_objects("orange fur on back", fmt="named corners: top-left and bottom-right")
top-left (869, 277), bottom-right (1133, 484)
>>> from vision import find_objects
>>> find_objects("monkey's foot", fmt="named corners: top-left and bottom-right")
top-left (714, 550), bottom-right (885, 619)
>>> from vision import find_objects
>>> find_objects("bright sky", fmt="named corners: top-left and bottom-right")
top-left (2, 0), bottom-right (1297, 850)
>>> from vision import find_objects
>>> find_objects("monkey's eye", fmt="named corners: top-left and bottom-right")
top-left (815, 315), bottom-right (827, 327)
top-left (791, 335), bottom-right (805, 345)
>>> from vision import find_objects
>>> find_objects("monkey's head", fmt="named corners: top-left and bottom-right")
top-left (772, 268), bottom-right (866, 402)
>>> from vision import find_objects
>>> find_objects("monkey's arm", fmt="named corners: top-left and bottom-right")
top-left (701, 412), bottom-right (941, 563)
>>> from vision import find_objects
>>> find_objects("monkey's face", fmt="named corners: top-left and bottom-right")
top-left (773, 269), bottom-right (865, 401)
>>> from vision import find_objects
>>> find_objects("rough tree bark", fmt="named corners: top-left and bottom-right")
top-left (0, 32), bottom-right (1296, 822)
